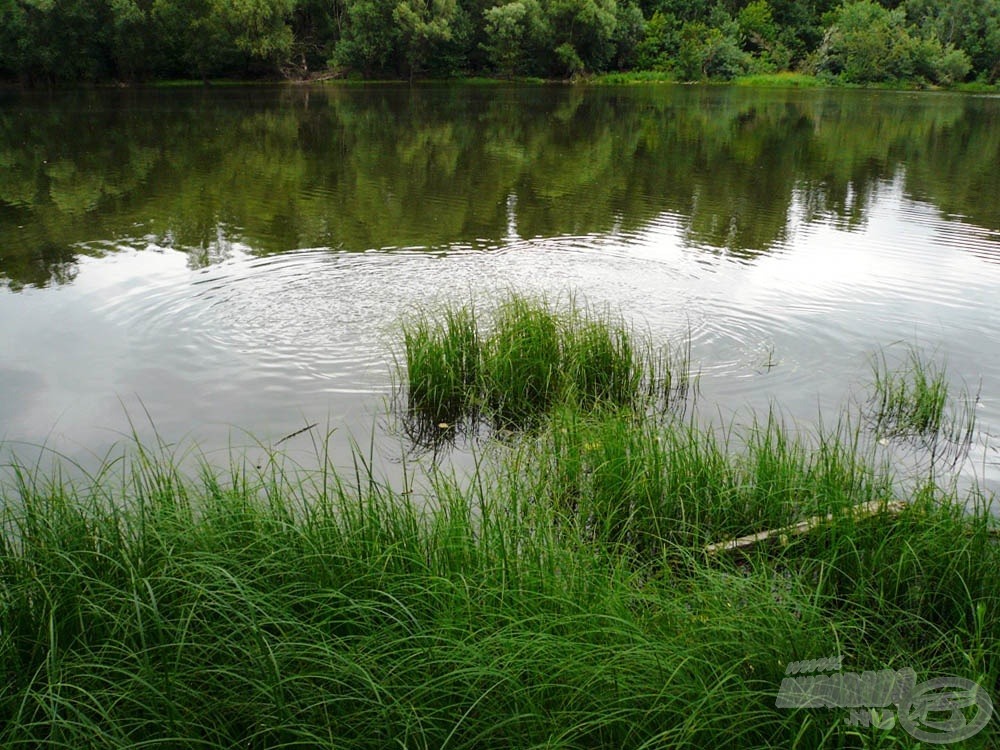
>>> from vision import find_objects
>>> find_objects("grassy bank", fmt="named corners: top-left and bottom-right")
top-left (1, 298), bottom-right (997, 748)
top-left (733, 73), bottom-right (825, 88)
top-left (588, 71), bottom-right (678, 85)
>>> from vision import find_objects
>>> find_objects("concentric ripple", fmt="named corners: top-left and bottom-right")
top-left (3, 179), bottom-right (1000, 493)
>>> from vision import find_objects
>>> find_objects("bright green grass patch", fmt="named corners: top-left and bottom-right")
top-left (953, 80), bottom-right (1000, 93)
top-left (733, 72), bottom-right (824, 88)
top-left (483, 294), bottom-right (564, 425)
top-left (589, 70), bottom-right (677, 85)
top-left (402, 303), bottom-right (481, 425)
top-left (507, 405), bottom-right (897, 557)
top-left (397, 293), bottom-right (691, 437)
top-left (149, 78), bottom-right (273, 87)
top-left (438, 75), bottom-right (548, 85)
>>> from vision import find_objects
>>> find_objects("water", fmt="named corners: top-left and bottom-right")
top-left (1, 84), bottom-right (998, 491)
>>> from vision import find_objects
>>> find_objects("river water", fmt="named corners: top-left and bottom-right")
top-left (1, 84), bottom-right (998, 491)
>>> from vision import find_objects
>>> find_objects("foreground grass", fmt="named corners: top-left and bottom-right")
top-left (1, 406), bottom-right (997, 748)
top-left (2, 303), bottom-right (997, 747)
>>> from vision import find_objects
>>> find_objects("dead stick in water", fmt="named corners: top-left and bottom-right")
top-left (703, 500), bottom-right (908, 555)
top-left (274, 422), bottom-right (319, 447)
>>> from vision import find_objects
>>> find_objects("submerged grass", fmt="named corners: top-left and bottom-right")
top-left (868, 347), bottom-right (949, 437)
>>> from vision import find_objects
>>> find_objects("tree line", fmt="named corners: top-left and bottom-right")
top-left (0, 0), bottom-right (997, 85)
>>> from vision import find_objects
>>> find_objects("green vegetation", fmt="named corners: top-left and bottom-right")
top-left (397, 294), bottom-right (690, 437)
top-left (1, 298), bottom-right (997, 745)
top-left (734, 71), bottom-right (823, 86)
top-left (589, 69), bottom-right (676, 83)
top-left (864, 346), bottom-right (977, 466)
top-left (402, 303), bottom-right (482, 426)
top-left (867, 346), bottom-right (950, 438)
top-left (517, 405), bottom-right (901, 557)
top-left (1, 341), bottom-right (998, 745)
top-left (1, 0), bottom-right (999, 86)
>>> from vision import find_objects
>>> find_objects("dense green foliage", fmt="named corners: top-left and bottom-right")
top-left (0, 0), bottom-right (997, 83)
top-left (1, 321), bottom-right (997, 745)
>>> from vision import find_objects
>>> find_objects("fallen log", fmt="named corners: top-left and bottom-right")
top-left (703, 499), bottom-right (909, 555)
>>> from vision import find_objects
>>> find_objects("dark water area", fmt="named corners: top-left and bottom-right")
top-left (1, 84), bottom-right (999, 491)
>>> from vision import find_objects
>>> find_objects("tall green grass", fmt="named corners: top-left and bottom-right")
top-left (504, 405), bottom-right (898, 559)
top-left (2, 307), bottom-right (997, 747)
top-left (401, 304), bottom-right (481, 440)
top-left (864, 346), bottom-right (977, 468)
top-left (1, 421), bottom-right (996, 748)
top-left (397, 293), bottom-right (692, 440)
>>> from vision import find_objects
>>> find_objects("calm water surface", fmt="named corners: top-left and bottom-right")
top-left (1, 84), bottom-right (999, 490)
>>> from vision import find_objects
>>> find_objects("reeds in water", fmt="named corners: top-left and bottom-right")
top-left (397, 293), bottom-right (692, 441)
top-left (865, 345), bottom-right (978, 467)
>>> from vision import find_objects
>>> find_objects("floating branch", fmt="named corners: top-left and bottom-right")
top-left (274, 422), bottom-right (319, 447)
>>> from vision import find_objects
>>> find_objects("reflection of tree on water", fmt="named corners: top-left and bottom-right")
top-left (1, 85), bottom-right (998, 290)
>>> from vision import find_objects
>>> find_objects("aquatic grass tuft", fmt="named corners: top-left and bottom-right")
top-left (398, 303), bottom-right (482, 444)
top-left (482, 293), bottom-right (563, 426)
top-left (865, 346), bottom-right (978, 468)
top-left (867, 347), bottom-right (950, 438)
top-left (395, 293), bottom-right (693, 442)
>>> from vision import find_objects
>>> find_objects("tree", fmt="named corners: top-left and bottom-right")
top-left (0, 0), bottom-right (111, 82)
top-left (393, 0), bottom-right (460, 79)
top-left (905, 0), bottom-right (1000, 81)
top-left (545, 0), bottom-right (619, 74)
top-left (152, 0), bottom-right (241, 79)
top-left (814, 0), bottom-right (971, 84)
top-left (635, 11), bottom-right (679, 70)
top-left (333, 0), bottom-right (401, 75)
top-left (612, 0), bottom-right (645, 69)
top-left (676, 18), bottom-right (749, 80)
top-left (223, 0), bottom-right (297, 63)
top-left (104, 0), bottom-right (148, 79)
top-left (482, 0), bottom-right (550, 76)
top-left (289, 0), bottom-right (346, 74)
top-left (737, 0), bottom-right (791, 71)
